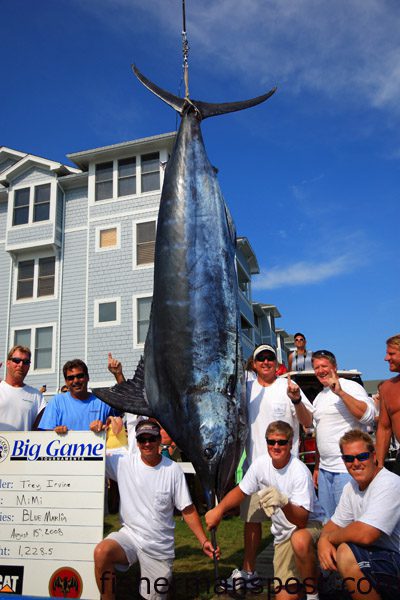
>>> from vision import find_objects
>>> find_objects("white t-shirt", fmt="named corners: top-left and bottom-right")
top-left (0, 380), bottom-right (45, 431)
top-left (332, 468), bottom-right (400, 553)
top-left (106, 452), bottom-right (192, 559)
top-left (313, 379), bottom-right (375, 472)
top-left (240, 453), bottom-right (325, 543)
top-left (245, 377), bottom-right (314, 470)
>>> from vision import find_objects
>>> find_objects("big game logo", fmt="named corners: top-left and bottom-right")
top-left (0, 566), bottom-right (24, 593)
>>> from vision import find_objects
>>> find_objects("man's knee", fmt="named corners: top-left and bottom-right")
top-left (336, 543), bottom-right (355, 574)
top-left (94, 539), bottom-right (121, 567)
top-left (290, 529), bottom-right (313, 558)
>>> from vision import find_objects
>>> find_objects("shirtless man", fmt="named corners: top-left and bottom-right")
top-left (375, 334), bottom-right (400, 472)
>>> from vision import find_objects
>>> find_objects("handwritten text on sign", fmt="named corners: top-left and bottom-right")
top-left (0, 431), bottom-right (105, 598)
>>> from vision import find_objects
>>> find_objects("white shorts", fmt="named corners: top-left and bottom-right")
top-left (107, 527), bottom-right (173, 600)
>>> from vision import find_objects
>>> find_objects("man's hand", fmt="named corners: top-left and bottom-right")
top-left (107, 352), bottom-right (123, 377)
top-left (205, 507), bottom-right (223, 530)
top-left (54, 425), bottom-right (68, 434)
top-left (201, 540), bottom-right (221, 559)
top-left (318, 535), bottom-right (337, 571)
top-left (90, 420), bottom-right (106, 433)
top-left (287, 375), bottom-right (301, 403)
top-left (258, 486), bottom-right (288, 517)
top-left (312, 467), bottom-right (319, 489)
top-left (106, 416), bottom-right (123, 435)
top-left (325, 369), bottom-right (342, 396)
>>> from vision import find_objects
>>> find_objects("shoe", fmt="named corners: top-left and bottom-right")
top-left (216, 568), bottom-right (262, 593)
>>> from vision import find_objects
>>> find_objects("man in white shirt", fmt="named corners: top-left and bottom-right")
top-left (234, 344), bottom-right (314, 587)
top-left (318, 429), bottom-right (400, 600)
top-left (0, 345), bottom-right (44, 431)
top-left (94, 420), bottom-right (218, 600)
top-left (312, 350), bottom-right (374, 519)
top-left (206, 421), bottom-right (324, 600)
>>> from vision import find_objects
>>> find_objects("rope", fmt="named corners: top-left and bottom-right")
top-left (181, 0), bottom-right (190, 99)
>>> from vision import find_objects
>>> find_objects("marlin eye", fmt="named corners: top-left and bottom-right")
top-left (204, 447), bottom-right (215, 459)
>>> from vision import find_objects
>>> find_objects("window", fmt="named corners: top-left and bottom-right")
top-left (33, 183), bottom-right (50, 222)
top-left (95, 161), bottom-right (113, 201)
top-left (118, 157), bottom-right (136, 196)
top-left (13, 188), bottom-right (30, 225)
top-left (241, 316), bottom-right (253, 341)
top-left (16, 256), bottom-right (56, 300)
top-left (93, 152), bottom-right (161, 202)
top-left (13, 325), bottom-right (55, 371)
top-left (237, 263), bottom-right (251, 301)
top-left (94, 298), bottom-right (121, 327)
top-left (96, 225), bottom-right (120, 251)
top-left (12, 183), bottom-right (52, 226)
top-left (136, 221), bottom-right (156, 266)
top-left (136, 297), bottom-right (151, 345)
top-left (141, 153), bottom-right (160, 193)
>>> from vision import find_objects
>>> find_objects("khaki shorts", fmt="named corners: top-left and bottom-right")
top-left (240, 492), bottom-right (268, 523)
top-left (107, 527), bottom-right (173, 600)
top-left (273, 521), bottom-right (322, 584)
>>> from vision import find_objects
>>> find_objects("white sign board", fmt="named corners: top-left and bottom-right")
top-left (0, 431), bottom-right (105, 599)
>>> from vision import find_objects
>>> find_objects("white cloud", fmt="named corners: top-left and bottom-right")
top-left (80, 0), bottom-right (400, 115)
top-left (253, 253), bottom-right (361, 290)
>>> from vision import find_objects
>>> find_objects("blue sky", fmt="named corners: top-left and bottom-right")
top-left (2, 0), bottom-right (399, 381)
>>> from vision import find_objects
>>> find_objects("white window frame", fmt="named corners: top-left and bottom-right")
top-left (14, 252), bottom-right (58, 303)
top-left (132, 294), bottom-right (152, 348)
top-left (9, 180), bottom-right (56, 228)
top-left (94, 297), bottom-right (121, 328)
top-left (10, 322), bottom-right (56, 373)
top-left (95, 223), bottom-right (121, 252)
top-left (132, 218), bottom-right (157, 269)
top-left (89, 149), bottom-right (168, 205)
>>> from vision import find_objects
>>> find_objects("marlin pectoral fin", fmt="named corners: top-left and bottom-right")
top-left (225, 374), bottom-right (237, 398)
top-left (94, 357), bottom-right (153, 417)
top-left (133, 64), bottom-right (277, 119)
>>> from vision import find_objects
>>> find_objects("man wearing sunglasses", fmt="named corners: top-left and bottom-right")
top-left (0, 345), bottom-right (45, 430)
top-left (206, 421), bottom-right (324, 599)
top-left (288, 333), bottom-right (313, 372)
top-left (318, 429), bottom-right (400, 599)
top-left (39, 359), bottom-right (119, 433)
top-left (94, 420), bottom-right (218, 600)
top-left (311, 350), bottom-right (374, 519)
top-left (225, 344), bottom-right (314, 590)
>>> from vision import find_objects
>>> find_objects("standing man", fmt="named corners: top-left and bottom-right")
top-left (94, 420), bottom-right (218, 600)
top-left (0, 345), bottom-right (44, 430)
top-left (318, 429), bottom-right (400, 600)
top-left (375, 334), bottom-right (400, 471)
top-left (206, 421), bottom-right (324, 600)
top-left (227, 344), bottom-right (314, 588)
top-left (312, 350), bottom-right (374, 519)
top-left (39, 359), bottom-right (119, 433)
top-left (288, 333), bottom-right (313, 372)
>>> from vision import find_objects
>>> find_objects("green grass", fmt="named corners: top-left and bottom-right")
top-left (104, 513), bottom-right (272, 599)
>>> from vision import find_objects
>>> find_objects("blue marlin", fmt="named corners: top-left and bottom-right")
top-left (95, 66), bottom-right (276, 508)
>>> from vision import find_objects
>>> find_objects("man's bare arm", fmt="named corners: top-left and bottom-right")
top-left (375, 397), bottom-right (393, 468)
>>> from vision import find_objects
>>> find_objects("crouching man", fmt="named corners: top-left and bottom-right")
top-left (318, 429), bottom-right (400, 600)
top-left (94, 420), bottom-right (218, 600)
top-left (206, 421), bottom-right (324, 600)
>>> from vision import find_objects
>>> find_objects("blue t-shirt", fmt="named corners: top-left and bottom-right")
top-left (39, 391), bottom-right (118, 430)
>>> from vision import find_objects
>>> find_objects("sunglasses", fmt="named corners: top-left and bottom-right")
top-left (65, 373), bottom-right (86, 382)
top-left (255, 353), bottom-right (276, 362)
top-left (137, 436), bottom-right (158, 444)
top-left (341, 452), bottom-right (371, 463)
top-left (266, 438), bottom-right (289, 446)
top-left (312, 350), bottom-right (336, 360)
top-left (295, 338), bottom-right (305, 342)
top-left (10, 357), bottom-right (31, 366)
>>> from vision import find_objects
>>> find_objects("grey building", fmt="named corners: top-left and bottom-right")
top-left (0, 135), bottom-right (291, 396)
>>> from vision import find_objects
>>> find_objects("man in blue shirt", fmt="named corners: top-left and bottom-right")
top-left (39, 358), bottom-right (118, 432)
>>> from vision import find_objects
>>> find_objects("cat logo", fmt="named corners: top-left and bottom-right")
top-left (49, 567), bottom-right (83, 598)
top-left (0, 566), bottom-right (24, 593)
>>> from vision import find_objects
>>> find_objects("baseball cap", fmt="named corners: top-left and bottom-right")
top-left (253, 345), bottom-right (277, 360)
top-left (135, 420), bottom-right (161, 439)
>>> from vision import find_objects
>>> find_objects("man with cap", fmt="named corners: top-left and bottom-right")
top-left (94, 419), bottom-right (218, 600)
top-left (226, 344), bottom-right (314, 590)
top-left (311, 350), bottom-right (374, 520)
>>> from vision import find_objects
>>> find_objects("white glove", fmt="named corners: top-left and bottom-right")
top-left (258, 486), bottom-right (289, 517)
